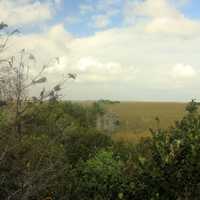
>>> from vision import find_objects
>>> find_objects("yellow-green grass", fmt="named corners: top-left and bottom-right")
top-left (105, 102), bottom-right (187, 142)
top-left (112, 131), bottom-right (152, 143)
top-left (78, 101), bottom-right (187, 142)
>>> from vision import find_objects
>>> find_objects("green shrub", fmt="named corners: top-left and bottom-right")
top-left (2, 99), bottom-right (200, 199)
top-left (63, 129), bottom-right (113, 165)
top-left (123, 100), bottom-right (200, 199)
top-left (21, 101), bottom-right (104, 137)
top-left (79, 150), bottom-right (124, 200)
top-left (0, 133), bottom-right (68, 200)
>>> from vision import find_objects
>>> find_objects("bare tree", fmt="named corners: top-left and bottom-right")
top-left (0, 23), bottom-right (76, 136)
top-left (0, 22), bottom-right (19, 102)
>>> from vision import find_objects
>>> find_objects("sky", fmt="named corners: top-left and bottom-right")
top-left (0, 0), bottom-right (200, 101)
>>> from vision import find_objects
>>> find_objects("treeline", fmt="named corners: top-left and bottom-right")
top-left (1, 100), bottom-right (200, 199)
top-left (97, 99), bottom-right (121, 105)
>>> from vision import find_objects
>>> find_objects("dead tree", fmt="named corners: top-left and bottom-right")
top-left (0, 23), bottom-right (76, 136)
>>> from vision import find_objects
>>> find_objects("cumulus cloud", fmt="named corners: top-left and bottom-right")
top-left (9, 22), bottom-right (199, 98)
top-left (92, 14), bottom-right (112, 29)
top-left (132, 0), bottom-right (179, 18)
top-left (171, 64), bottom-right (197, 80)
top-left (124, 0), bottom-right (200, 36)
top-left (2, 0), bottom-right (200, 100)
top-left (13, 24), bottom-right (72, 51)
top-left (162, 63), bottom-right (198, 89)
top-left (0, 0), bottom-right (59, 26)
top-left (75, 57), bottom-right (135, 83)
top-left (146, 17), bottom-right (200, 36)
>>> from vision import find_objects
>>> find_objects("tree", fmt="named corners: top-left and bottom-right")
top-left (0, 23), bottom-right (76, 136)
top-left (0, 23), bottom-right (77, 200)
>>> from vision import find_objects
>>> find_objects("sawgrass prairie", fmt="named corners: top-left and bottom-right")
top-left (105, 102), bottom-right (187, 142)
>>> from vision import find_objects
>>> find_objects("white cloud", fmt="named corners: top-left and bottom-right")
top-left (146, 16), bottom-right (200, 36)
top-left (2, 0), bottom-right (200, 100)
top-left (11, 24), bottom-right (73, 72)
top-left (171, 64), bottom-right (197, 80)
top-left (0, 0), bottom-right (58, 26)
top-left (4, 21), bottom-right (200, 100)
top-left (163, 63), bottom-right (198, 89)
top-left (124, 0), bottom-right (200, 36)
top-left (92, 14), bottom-right (111, 29)
top-left (132, 0), bottom-right (179, 18)
top-left (75, 57), bottom-right (135, 82)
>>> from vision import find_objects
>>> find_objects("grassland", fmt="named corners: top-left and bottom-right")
top-left (104, 102), bottom-right (187, 142)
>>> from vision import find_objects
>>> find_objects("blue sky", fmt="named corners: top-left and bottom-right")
top-left (49, 0), bottom-right (200, 36)
top-left (180, 0), bottom-right (200, 19)
top-left (52, 0), bottom-right (124, 36)
top-left (1, 0), bottom-right (200, 101)
top-left (17, 0), bottom-right (200, 37)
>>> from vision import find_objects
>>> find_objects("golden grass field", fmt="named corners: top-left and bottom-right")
top-left (104, 102), bottom-right (187, 143)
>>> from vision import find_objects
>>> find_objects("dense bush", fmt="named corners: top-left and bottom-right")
top-left (20, 101), bottom-right (105, 136)
top-left (63, 129), bottom-right (113, 165)
top-left (1, 100), bottom-right (200, 199)
top-left (0, 133), bottom-right (67, 200)
top-left (0, 101), bottom-right (109, 200)
top-left (79, 150), bottom-right (124, 200)
top-left (122, 100), bottom-right (200, 200)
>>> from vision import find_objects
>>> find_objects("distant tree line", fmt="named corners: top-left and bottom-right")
top-left (97, 99), bottom-right (121, 105)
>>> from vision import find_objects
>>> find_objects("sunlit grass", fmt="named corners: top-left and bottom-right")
top-left (106, 101), bottom-right (187, 143)
top-left (106, 101), bottom-right (186, 132)
top-left (81, 101), bottom-right (187, 143)
top-left (112, 131), bottom-right (151, 143)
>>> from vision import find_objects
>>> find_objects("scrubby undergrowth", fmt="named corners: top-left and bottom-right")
top-left (1, 100), bottom-right (200, 200)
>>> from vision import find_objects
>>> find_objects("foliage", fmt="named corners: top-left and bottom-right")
top-left (0, 100), bottom-right (111, 200)
top-left (0, 132), bottom-right (67, 200)
top-left (79, 150), bottom-right (124, 200)
top-left (122, 100), bottom-right (200, 200)
top-left (20, 101), bottom-right (105, 136)
top-left (63, 129), bottom-right (113, 165)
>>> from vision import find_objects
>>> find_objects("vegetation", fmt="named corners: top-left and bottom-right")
top-left (2, 90), bottom-right (200, 200)
top-left (97, 99), bottom-right (121, 105)
top-left (1, 24), bottom-right (200, 200)
top-left (106, 102), bottom-right (186, 132)
top-left (104, 102), bottom-right (186, 142)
